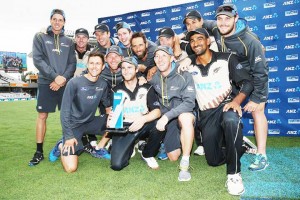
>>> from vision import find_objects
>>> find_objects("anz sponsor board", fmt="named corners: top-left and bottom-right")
top-left (141, 12), bottom-right (151, 17)
top-left (264, 35), bottom-right (279, 41)
top-left (288, 97), bottom-right (300, 103)
top-left (286, 109), bottom-right (299, 114)
top-left (283, 0), bottom-right (300, 6)
top-left (265, 24), bottom-right (277, 30)
top-left (242, 5), bottom-right (258, 11)
top-left (171, 7), bottom-right (181, 13)
top-left (286, 54), bottom-right (298, 60)
top-left (269, 66), bottom-right (278, 72)
top-left (264, 2), bottom-right (276, 8)
top-left (154, 10), bottom-right (166, 15)
top-left (285, 10), bottom-right (298, 16)
top-left (203, 11), bottom-right (216, 17)
top-left (286, 130), bottom-right (300, 135)
top-left (283, 21), bottom-right (300, 28)
top-left (204, 1), bottom-right (214, 7)
top-left (266, 56), bottom-right (279, 62)
top-left (245, 16), bottom-right (256, 21)
top-left (288, 119), bottom-right (300, 124)
top-left (171, 24), bottom-right (182, 30)
top-left (285, 87), bottom-right (300, 92)
top-left (268, 77), bottom-right (280, 82)
top-left (268, 129), bottom-right (280, 135)
top-left (284, 65), bottom-right (300, 71)
top-left (267, 98), bottom-right (281, 104)
top-left (265, 45), bottom-right (277, 51)
top-left (286, 76), bottom-right (299, 81)
top-left (269, 87), bottom-right (279, 93)
top-left (170, 16), bottom-right (183, 21)
top-left (268, 108), bottom-right (280, 114)
top-left (186, 4), bottom-right (199, 10)
top-left (262, 13), bottom-right (278, 19)
top-left (247, 130), bottom-right (255, 135)
top-left (286, 32), bottom-right (298, 38)
top-left (268, 119), bottom-right (282, 124)
top-left (284, 43), bottom-right (300, 50)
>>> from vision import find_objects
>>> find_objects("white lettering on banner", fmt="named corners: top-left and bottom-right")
top-left (285, 10), bottom-right (298, 16)
top-left (204, 1), bottom-right (214, 7)
top-left (265, 24), bottom-right (277, 30)
top-left (268, 108), bottom-right (280, 114)
top-left (269, 66), bottom-right (278, 72)
top-left (269, 129), bottom-right (280, 135)
top-left (264, 2), bottom-right (276, 8)
top-left (286, 131), bottom-right (298, 135)
top-left (286, 54), bottom-right (298, 60)
top-left (286, 109), bottom-right (297, 113)
top-left (288, 97), bottom-right (300, 103)
top-left (288, 119), bottom-right (300, 124)
top-left (286, 32), bottom-right (298, 38)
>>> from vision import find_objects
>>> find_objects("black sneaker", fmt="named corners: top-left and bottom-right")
top-left (28, 151), bottom-right (44, 166)
top-left (83, 143), bottom-right (94, 154)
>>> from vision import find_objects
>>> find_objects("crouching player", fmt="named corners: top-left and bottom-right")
top-left (49, 52), bottom-right (111, 173)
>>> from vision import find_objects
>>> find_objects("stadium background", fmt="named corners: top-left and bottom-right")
top-left (97, 0), bottom-right (300, 137)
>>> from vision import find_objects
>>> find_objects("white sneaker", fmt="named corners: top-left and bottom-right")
top-left (141, 155), bottom-right (159, 169)
top-left (105, 139), bottom-right (112, 150)
top-left (194, 146), bottom-right (205, 156)
top-left (225, 173), bottom-right (245, 196)
top-left (178, 159), bottom-right (191, 182)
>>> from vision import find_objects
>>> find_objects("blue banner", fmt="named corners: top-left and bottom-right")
top-left (98, 0), bottom-right (300, 136)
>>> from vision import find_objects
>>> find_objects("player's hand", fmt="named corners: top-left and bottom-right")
top-left (49, 81), bottom-right (60, 91)
top-left (138, 76), bottom-right (147, 85)
top-left (129, 117), bottom-right (146, 132)
top-left (156, 115), bottom-right (168, 131)
top-left (55, 75), bottom-right (66, 86)
top-left (62, 138), bottom-right (78, 156)
top-left (147, 66), bottom-right (157, 81)
top-left (223, 101), bottom-right (242, 117)
top-left (177, 58), bottom-right (191, 72)
top-left (243, 101), bottom-right (259, 113)
top-left (138, 64), bottom-right (147, 73)
top-left (106, 111), bottom-right (114, 127)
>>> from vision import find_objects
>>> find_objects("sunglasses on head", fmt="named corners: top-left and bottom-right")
top-left (216, 6), bottom-right (237, 15)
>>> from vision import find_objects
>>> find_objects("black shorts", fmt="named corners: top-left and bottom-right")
top-left (36, 84), bottom-right (65, 113)
top-left (163, 118), bottom-right (181, 153)
top-left (62, 115), bottom-right (107, 156)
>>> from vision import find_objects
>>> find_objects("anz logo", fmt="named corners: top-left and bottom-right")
top-left (155, 10), bottom-right (166, 15)
top-left (285, 87), bottom-right (300, 92)
top-left (249, 26), bottom-right (258, 31)
top-left (262, 13), bottom-right (278, 19)
top-left (286, 109), bottom-right (298, 113)
top-left (283, 0), bottom-right (300, 6)
top-left (186, 5), bottom-right (199, 10)
top-left (101, 19), bottom-right (110, 23)
top-left (267, 98), bottom-right (281, 104)
top-left (170, 16), bottom-right (183, 21)
top-left (266, 56), bottom-right (279, 62)
top-left (140, 20), bottom-right (151, 25)
top-left (203, 11), bottom-right (216, 16)
top-left (114, 17), bottom-right (122, 22)
top-left (283, 21), bottom-right (300, 28)
top-left (284, 43), bottom-right (300, 49)
top-left (284, 65), bottom-right (300, 71)
top-left (268, 119), bottom-right (282, 124)
top-left (242, 5), bottom-right (257, 11)
top-left (268, 77), bottom-right (280, 82)
top-left (286, 130), bottom-right (299, 135)
top-left (223, 0), bottom-right (237, 4)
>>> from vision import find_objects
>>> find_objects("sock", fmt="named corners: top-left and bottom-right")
top-left (37, 143), bottom-right (43, 153)
top-left (181, 155), bottom-right (190, 162)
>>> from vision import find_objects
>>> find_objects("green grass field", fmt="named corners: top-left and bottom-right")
top-left (0, 101), bottom-right (299, 200)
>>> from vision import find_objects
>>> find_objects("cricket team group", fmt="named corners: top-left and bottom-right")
top-left (28, 3), bottom-right (269, 196)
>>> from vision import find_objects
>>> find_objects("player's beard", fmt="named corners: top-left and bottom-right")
top-left (219, 23), bottom-right (235, 36)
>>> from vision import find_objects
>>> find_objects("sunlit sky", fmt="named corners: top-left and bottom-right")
top-left (1, 0), bottom-right (197, 71)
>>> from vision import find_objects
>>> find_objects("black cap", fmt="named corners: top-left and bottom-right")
top-left (93, 24), bottom-right (110, 34)
top-left (158, 27), bottom-right (175, 38)
top-left (154, 45), bottom-right (174, 56)
top-left (215, 4), bottom-right (238, 17)
top-left (183, 10), bottom-right (202, 24)
top-left (115, 22), bottom-right (131, 32)
top-left (186, 28), bottom-right (209, 41)
top-left (118, 57), bottom-right (138, 68)
top-left (75, 28), bottom-right (89, 38)
top-left (50, 9), bottom-right (65, 21)
top-left (106, 45), bottom-right (123, 56)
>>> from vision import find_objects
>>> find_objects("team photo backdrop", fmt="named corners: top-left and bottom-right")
top-left (98, 0), bottom-right (300, 137)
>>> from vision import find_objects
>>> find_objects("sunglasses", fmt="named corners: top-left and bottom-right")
top-left (216, 6), bottom-right (237, 16)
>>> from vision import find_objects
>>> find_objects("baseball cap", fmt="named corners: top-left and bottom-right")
top-left (154, 45), bottom-right (174, 56)
top-left (158, 27), bottom-right (175, 38)
top-left (183, 10), bottom-right (202, 24)
top-left (75, 28), bottom-right (89, 38)
top-left (50, 9), bottom-right (65, 21)
top-left (115, 22), bottom-right (131, 32)
top-left (106, 45), bottom-right (123, 56)
top-left (215, 4), bottom-right (238, 17)
top-left (118, 57), bottom-right (138, 68)
top-left (186, 28), bottom-right (209, 41)
top-left (93, 24), bottom-right (110, 34)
